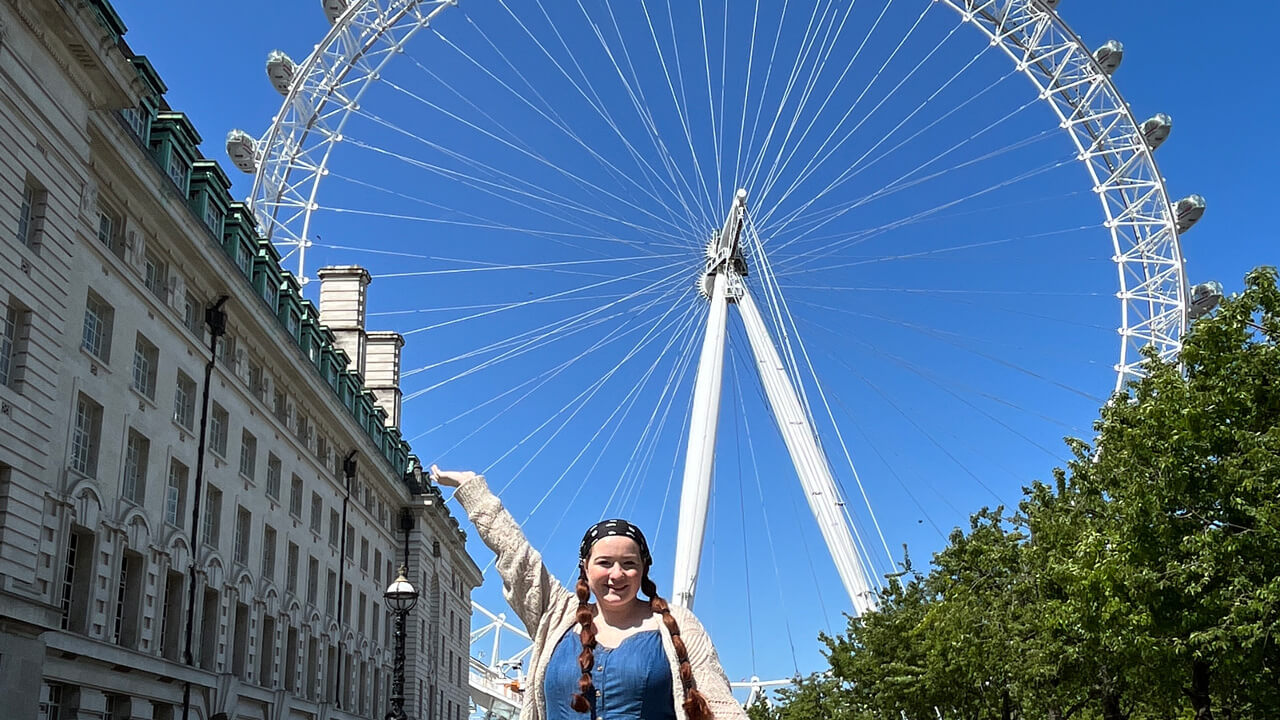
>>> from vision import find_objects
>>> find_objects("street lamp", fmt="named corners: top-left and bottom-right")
top-left (385, 565), bottom-right (419, 720)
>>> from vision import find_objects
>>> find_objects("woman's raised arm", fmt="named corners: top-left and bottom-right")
top-left (432, 465), bottom-right (571, 634)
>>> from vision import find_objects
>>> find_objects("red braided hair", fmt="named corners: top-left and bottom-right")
top-left (643, 574), bottom-right (712, 720)
top-left (569, 572), bottom-right (597, 713)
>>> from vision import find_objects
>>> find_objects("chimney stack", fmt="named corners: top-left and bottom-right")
top-left (317, 266), bottom-right (371, 376)
top-left (365, 331), bottom-right (405, 428)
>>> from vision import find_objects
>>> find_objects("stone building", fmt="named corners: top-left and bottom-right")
top-left (0, 2), bottom-right (481, 719)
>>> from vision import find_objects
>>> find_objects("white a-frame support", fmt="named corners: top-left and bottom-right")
top-left (672, 190), bottom-right (876, 615)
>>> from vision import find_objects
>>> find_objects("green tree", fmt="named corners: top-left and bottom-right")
top-left (1048, 267), bottom-right (1280, 718)
top-left (823, 563), bottom-right (938, 719)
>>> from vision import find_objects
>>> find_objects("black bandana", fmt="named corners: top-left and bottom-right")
top-left (578, 519), bottom-right (652, 567)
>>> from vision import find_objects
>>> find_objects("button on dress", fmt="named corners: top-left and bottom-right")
top-left (543, 628), bottom-right (677, 720)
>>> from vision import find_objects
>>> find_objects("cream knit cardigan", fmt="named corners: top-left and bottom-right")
top-left (454, 476), bottom-right (748, 720)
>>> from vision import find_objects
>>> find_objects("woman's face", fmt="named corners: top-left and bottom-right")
top-left (585, 536), bottom-right (645, 609)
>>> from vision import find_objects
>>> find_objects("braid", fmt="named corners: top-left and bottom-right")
top-left (570, 573), bottom-right (597, 713)
top-left (642, 575), bottom-right (712, 720)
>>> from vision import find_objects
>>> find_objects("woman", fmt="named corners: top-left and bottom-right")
top-left (431, 465), bottom-right (747, 720)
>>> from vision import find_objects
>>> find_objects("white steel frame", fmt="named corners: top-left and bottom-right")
top-left (249, 0), bottom-right (454, 285)
top-left (468, 602), bottom-right (530, 720)
top-left (673, 190), bottom-right (875, 613)
top-left (249, 0), bottom-right (1192, 707)
top-left (938, 0), bottom-right (1189, 388)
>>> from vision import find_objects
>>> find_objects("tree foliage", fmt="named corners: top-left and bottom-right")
top-left (760, 268), bottom-right (1280, 719)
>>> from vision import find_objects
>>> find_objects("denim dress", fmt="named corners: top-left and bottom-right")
top-left (543, 628), bottom-right (677, 720)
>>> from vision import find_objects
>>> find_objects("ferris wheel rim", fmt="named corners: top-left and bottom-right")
top-left (249, 0), bottom-right (456, 283)
top-left (938, 0), bottom-right (1189, 391)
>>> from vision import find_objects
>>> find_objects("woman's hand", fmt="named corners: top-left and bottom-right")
top-left (429, 464), bottom-right (478, 488)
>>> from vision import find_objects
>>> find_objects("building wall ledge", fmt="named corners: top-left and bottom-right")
top-left (0, 585), bottom-right (62, 634)
top-left (43, 630), bottom-right (215, 687)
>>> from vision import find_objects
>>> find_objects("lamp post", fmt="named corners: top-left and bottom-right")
top-left (385, 565), bottom-right (419, 720)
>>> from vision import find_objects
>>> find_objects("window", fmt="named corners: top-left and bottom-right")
top-left (286, 542), bottom-right (299, 594)
top-left (297, 412), bottom-right (312, 447)
top-left (234, 506), bottom-right (251, 565)
top-left (326, 571), bottom-right (336, 617)
top-left (39, 683), bottom-right (64, 720)
top-left (374, 550), bottom-right (382, 584)
top-left (161, 570), bottom-right (184, 660)
top-left (96, 203), bottom-right (124, 257)
top-left (165, 459), bottom-right (187, 527)
top-left (112, 551), bottom-right (143, 647)
top-left (266, 454), bottom-right (282, 500)
top-left (297, 413), bottom-right (313, 450)
top-left (0, 300), bottom-right (27, 388)
top-left (291, 475), bottom-right (305, 518)
top-left (216, 334), bottom-right (237, 372)
top-left (262, 525), bottom-right (277, 581)
top-left (316, 434), bottom-right (330, 469)
top-left (121, 430), bottom-right (148, 504)
top-left (328, 509), bottom-right (339, 548)
top-left (371, 601), bottom-right (380, 643)
top-left (203, 485), bottom-right (222, 547)
top-left (17, 178), bottom-right (46, 247)
top-left (262, 281), bottom-right (278, 309)
top-left (345, 525), bottom-right (355, 560)
top-left (167, 149), bottom-right (189, 191)
top-left (248, 360), bottom-right (266, 400)
top-left (239, 430), bottom-right (257, 480)
top-left (307, 556), bottom-right (319, 605)
top-left (204, 202), bottom-right (224, 235)
top-left (61, 527), bottom-right (94, 633)
top-left (258, 615), bottom-right (277, 688)
top-left (58, 532), bottom-right (77, 631)
top-left (131, 334), bottom-right (159, 400)
top-left (82, 291), bottom-right (114, 361)
top-left (273, 389), bottom-right (288, 423)
top-left (309, 491), bottom-right (322, 532)
top-left (235, 243), bottom-right (252, 275)
top-left (199, 587), bottom-right (219, 670)
top-left (183, 291), bottom-right (204, 340)
top-left (70, 393), bottom-right (103, 476)
top-left (360, 537), bottom-right (369, 572)
top-left (121, 103), bottom-right (150, 143)
top-left (210, 403), bottom-right (228, 456)
top-left (358, 593), bottom-right (366, 636)
top-left (144, 248), bottom-right (168, 299)
top-left (174, 371), bottom-right (196, 429)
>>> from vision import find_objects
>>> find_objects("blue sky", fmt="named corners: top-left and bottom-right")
top-left (113, 0), bottom-right (1278, 689)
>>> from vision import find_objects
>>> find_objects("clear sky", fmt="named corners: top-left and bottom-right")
top-left (110, 0), bottom-right (1279, 691)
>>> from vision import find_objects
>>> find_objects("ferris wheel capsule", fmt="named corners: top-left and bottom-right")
top-left (266, 50), bottom-right (297, 96)
top-left (1188, 281), bottom-right (1224, 320)
top-left (323, 0), bottom-right (348, 24)
top-left (225, 130), bottom-right (258, 174)
top-left (1174, 194), bottom-right (1206, 233)
top-left (1093, 40), bottom-right (1124, 75)
top-left (1140, 113), bottom-right (1173, 150)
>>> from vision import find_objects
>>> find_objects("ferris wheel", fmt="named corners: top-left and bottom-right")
top-left (231, 0), bottom-right (1208, 705)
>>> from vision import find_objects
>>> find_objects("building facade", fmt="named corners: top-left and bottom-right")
top-left (0, 2), bottom-right (481, 719)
